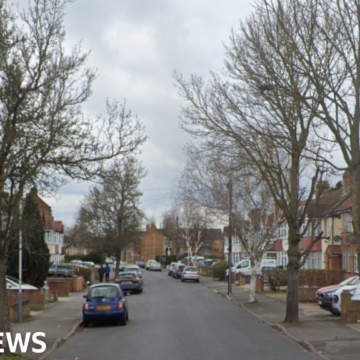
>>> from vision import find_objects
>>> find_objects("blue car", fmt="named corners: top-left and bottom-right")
top-left (82, 284), bottom-right (128, 327)
top-left (115, 271), bottom-right (143, 294)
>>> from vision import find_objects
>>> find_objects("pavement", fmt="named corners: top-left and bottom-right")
top-left (10, 274), bottom-right (360, 360)
top-left (200, 276), bottom-right (360, 360)
top-left (11, 289), bottom-right (86, 360)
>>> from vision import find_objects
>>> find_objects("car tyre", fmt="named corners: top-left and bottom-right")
top-left (121, 314), bottom-right (127, 326)
top-left (83, 319), bottom-right (89, 328)
top-left (181, 278), bottom-right (184, 282)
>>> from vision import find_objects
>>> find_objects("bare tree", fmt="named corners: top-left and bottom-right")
top-left (75, 157), bottom-right (146, 276)
top-left (174, 0), bottom-right (328, 321)
top-left (256, 0), bottom-right (360, 276)
top-left (0, 0), bottom-right (146, 345)
top-left (178, 144), bottom-right (280, 302)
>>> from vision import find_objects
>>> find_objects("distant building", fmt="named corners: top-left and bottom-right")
top-left (29, 188), bottom-right (64, 264)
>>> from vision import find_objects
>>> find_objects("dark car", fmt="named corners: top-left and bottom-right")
top-left (115, 272), bottom-right (143, 294)
top-left (48, 264), bottom-right (74, 278)
top-left (173, 264), bottom-right (186, 279)
top-left (82, 284), bottom-right (128, 327)
top-left (136, 261), bottom-right (145, 268)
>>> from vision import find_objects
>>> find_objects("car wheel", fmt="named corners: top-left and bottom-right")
top-left (197, 279), bottom-right (200, 283)
top-left (126, 311), bottom-right (129, 321)
top-left (181, 278), bottom-right (184, 282)
top-left (83, 319), bottom-right (89, 328)
top-left (121, 314), bottom-right (127, 326)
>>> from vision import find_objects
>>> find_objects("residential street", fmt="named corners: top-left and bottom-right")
top-left (46, 271), bottom-right (320, 360)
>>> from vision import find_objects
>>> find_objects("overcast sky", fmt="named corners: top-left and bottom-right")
top-left (17, 0), bottom-right (254, 228)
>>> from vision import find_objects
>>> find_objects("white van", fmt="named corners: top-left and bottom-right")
top-left (225, 258), bottom-right (277, 277)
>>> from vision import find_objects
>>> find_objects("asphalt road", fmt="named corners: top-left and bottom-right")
top-left (46, 270), bottom-right (322, 360)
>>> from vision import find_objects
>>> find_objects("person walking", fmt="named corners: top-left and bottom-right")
top-left (98, 264), bottom-right (105, 283)
top-left (105, 263), bottom-right (111, 283)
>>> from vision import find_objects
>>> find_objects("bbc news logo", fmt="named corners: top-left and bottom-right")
top-left (0, 332), bottom-right (46, 353)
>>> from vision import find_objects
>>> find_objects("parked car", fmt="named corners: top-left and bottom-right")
top-left (173, 264), bottom-right (186, 279)
top-left (119, 262), bottom-right (128, 272)
top-left (225, 259), bottom-right (277, 278)
top-left (6, 276), bottom-right (38, 290)
top-left (146, 260), bottom-right (156, 270)
top-left (82, 283), bottom-right (128, 327)
top-left (181, 266), bottom-right (200, 283)
top-left (136, 260), bottom-right (145, 268)
top-left (149, 262), bottom-right (162, 271)
top-left (48, 264), bottom-right (74, 278)
top-left (331, 278), bottom-right (360, 314)
top-left (115, 271), bottom-right (143, 294)
top-left (105, 258), bottom-right (114, 264)
top-left (316, 276), bottom-right (358, 311)
top-left (70, 259), bottom-right (82, 264)
top-left (168, 262), bottom-right (177, 276)
top-left (125, 265), bottom-right (143, 278)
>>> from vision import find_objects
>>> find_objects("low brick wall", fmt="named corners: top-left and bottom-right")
top-left (7, 288), bottom-right (45, 310)
top-left (199, 267), bottom-right (212, 277)
top-left (69, 276), bottom-right (84, 292)
top-left (9, 299), bottom-right (30, 322)
top-left (298, 287), bottom-right (318, 302)
top-left (341, 291), bottom-right (360, 323)
top-left (46, 277), bottom-right (70, 297)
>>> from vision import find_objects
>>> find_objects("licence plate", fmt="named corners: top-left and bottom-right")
top-left (188, 276), bottom-right (195, 279)
top-left (96, 305), bottom-right (111, 311)
top-left (123, 281), bottom-right (131, 284)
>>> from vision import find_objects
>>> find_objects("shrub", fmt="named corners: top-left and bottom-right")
top-left (75, 266), bottom-right (92, 283)
top-left (263, 269), bottom-right (287, 291)
top-left (212, 261), bottom-right (229, 280)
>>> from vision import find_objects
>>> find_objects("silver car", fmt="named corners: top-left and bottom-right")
top-left (181, 266), bottom-right (200, 283)
top-left (149, 262), bottom-right (162, 271)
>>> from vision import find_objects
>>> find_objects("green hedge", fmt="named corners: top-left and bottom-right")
top-left (212, 261), bottom-right (229, 280)
top-left (75, 266), bottom-right (92, 283)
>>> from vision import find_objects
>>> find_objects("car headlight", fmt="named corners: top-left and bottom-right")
top-left (349, 289), bottom-right (356, 296)
top-left (333, 295), bottom-right (339, 303)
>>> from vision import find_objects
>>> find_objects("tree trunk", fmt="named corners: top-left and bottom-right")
top-left (0, 251), bottom-right (11, 354)
top-left (284, 242), bottom-right (299, 322)
top-left (249, 261), bottom-right (261, 303)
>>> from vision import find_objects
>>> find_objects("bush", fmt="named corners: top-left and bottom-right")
top-left (212, 261), bottom-right (229, 280)
top-left (263, 269), bottom-right (287, 291)
top-left (75, 266), bottom-right (92, 283)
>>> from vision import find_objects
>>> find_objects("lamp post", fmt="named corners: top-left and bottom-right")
top-left (153, 233), bottom-right (156, 260)
top-left (18, 226), bottom-right (22, 322)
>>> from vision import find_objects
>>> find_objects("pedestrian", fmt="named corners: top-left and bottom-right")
top-left (98, 264), bottom-right (105, 283)
top-left (105, 263), bottom-right (111, 283)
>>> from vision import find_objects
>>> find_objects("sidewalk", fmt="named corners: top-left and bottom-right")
top-left (12, 290), bottom-right (86, 360)
top-left (201, 276), bottom-right (360, 360)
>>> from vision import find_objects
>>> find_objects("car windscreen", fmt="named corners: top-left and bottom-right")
top-left (178, 265), bottom-right (185, 271)
top-left (126, 268), bottom-right (139, 272)
top-left (184, 267), bottom-right (197, 272)
top-left (117, 273), bottom-right (137, 280)
top-left (89, 286), bottom-right (119, 298)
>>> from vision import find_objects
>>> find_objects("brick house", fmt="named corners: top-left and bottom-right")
top-left (29, 188), bottom-right (65, 264)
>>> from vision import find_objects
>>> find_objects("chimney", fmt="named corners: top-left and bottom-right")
top-left (343, 170), bottom-right (351, 191)
top-left (316, 181), bottom-right (330, 198)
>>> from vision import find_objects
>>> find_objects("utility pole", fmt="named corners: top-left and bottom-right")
top-left (228, 178), bottom-right (233, 296)
top-left (154, 233), bottom-right (156, 260)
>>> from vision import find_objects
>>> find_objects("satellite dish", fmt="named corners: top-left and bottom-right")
top-left (345, 235), bottom-right (353, 243)
top-left (333, 235), bottom-right (341, 243)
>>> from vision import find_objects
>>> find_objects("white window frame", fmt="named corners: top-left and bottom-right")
top-left (344, 213), bottom-right (352, 233)
top-left (343, 249), bottom-right (351, 272)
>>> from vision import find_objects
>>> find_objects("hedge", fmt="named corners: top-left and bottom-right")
top-left (263, 269), bottom-right (347, 291)
top-left (212, 261), bottom-right (229, 280)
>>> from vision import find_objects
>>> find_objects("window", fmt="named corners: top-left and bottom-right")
top-left (344, 213), bottom-right (352, 232)
top-left (343, 249), bottom-right (351, 272)
top-left (323, 218), bottom-right (328, 236)
top-left (355, 251), bottom-right (358, 274)
top-left (278, 251), bottom-right (288, 267)
top-left (303, 252), bottom-right (321, 269)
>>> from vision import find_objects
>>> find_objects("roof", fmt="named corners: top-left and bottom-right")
top-left (325, 245), bottom-right (341, 255)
